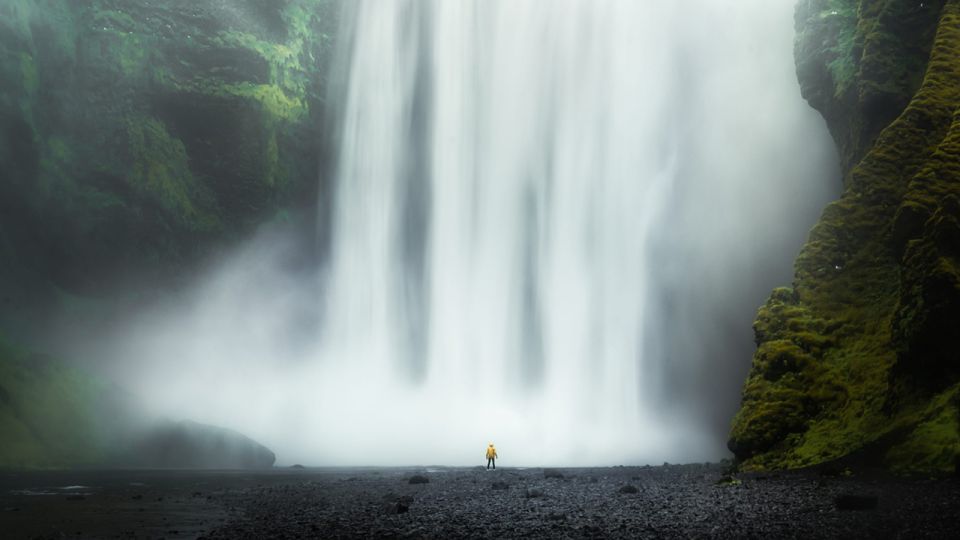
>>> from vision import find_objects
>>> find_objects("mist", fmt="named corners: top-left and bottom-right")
top-left (65, 0), bottom-right (837, 467)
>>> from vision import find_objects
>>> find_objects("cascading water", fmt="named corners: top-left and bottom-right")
top-left (110, 0), bottom-right (837, 466)
top-left (320, 0), bottom-right (681, 466)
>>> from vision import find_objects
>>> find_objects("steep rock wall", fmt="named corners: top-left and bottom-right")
top-left (0, 0), bottom-right (338, 306)
top-left (730, 0), bottom-right (960, 474)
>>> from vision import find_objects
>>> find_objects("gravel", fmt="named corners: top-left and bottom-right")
top-left (2, 464), bottom-right (958, 539)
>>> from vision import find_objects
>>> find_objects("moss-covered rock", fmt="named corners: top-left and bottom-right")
top-left (794, 0), bottom-right (944, 172)
top-left (0, 332), bottom-right (119, 467)
top-left (731, 0), bottom-right (960, 474)
top-left (0, 0), bottom-right (339, 300)
top-left (0, 332), bottom-right (278, 469)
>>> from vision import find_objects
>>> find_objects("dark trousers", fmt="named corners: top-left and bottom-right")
top-left (487, 458), bottom-right (495, 469)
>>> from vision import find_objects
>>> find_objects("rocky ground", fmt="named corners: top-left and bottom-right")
top-left (1, 464), bottom-right (958, 539)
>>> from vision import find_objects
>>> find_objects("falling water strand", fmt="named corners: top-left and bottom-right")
top-left (314, 0), bottom-right (693, 465)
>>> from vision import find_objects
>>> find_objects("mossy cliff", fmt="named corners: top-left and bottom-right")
top-left (730, 0), bottom-right (960, 474)
top-left (0, 0), bottom-right (339, 306)
top-left (0, 332), bottom-right (128, 467)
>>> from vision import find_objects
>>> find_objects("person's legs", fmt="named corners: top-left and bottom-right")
top-left (492, 458), bottom-right (496, 470)
top-left (487, 458), bottom-right (492, 469)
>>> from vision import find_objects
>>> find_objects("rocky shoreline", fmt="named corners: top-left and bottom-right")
top-left (2, 464), bottom-right (958, 539)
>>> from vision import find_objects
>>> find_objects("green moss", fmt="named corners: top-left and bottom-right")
top-left (91, 7), bottom-right (137, 31)
top-left (0, 334), bottom-right (112, 468)
top-left (822, 0), bottom-right (858, 97)
top-left (125, 115), bottom-right (221, 233)
top-left (885, 385), bottom-right (960, 474)
top-left (731, 0), bottom-right (960, 475)
top-left (116, 31), bottom-right (148, 76)
top-left (222, 82), bottom-right (306, 122)
top-left (18, 52), bottom-right (37, 96)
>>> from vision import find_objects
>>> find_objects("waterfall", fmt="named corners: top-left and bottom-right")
top-left (317, 1), bottom-right (704, 465)
top-left (115, 0), bottom-right (836, 466)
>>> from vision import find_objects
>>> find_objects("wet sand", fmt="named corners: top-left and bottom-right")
top-left (1, 464), bottom-right (958, 539)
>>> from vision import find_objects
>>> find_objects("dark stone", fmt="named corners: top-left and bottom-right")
top-left (525, 488), bottom-right (544, 498)
top-left (125, 419), bottom-right (276, 469)
top-left (384, 502), bottom-right (409, 515)
top-left (491, 481), bottom-right (508, 490)
top-left (834, 494), bottom-right (879, 511)
top-left (290, 464), bottom-right (305, 469)
top-left (618, 484), bottom-right (639, 494)
top-left (382, 493), bottom-right (413, 504)
top-left (543, 468), bottom-right (564, 479)
top-left (408, 475), bottom-right (430, 485)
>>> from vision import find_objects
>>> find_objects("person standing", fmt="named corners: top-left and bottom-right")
top-left (486, 443), bottom-right (498, 470)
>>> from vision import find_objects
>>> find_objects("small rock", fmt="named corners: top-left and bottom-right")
top-left (543, 468), bottom-right (564, 479)
top-left (491, 481), bottom-right (509, 490)
top-left (581, 524), bottom-right (602, 535)
top-left (384, 501), bottom-right (409, 514)
top-left (382, 493), bottom-right (414, 504)
top-left (525, 488), bottom-right (544, 498)
top-left (291, 464), bottom-right (306, 469)
top-left (408, 475), bottom-right (430, 485)
top-left (618, 484), bottom-right (639, 494)
top-left (715, 475), bottom-right (741, 486)
top-left (131, 494), bottom-right (143, 500)
top-left (546, 511), bottom-right (566, 520)
top-left (834, 494), bottom-right (878, 511)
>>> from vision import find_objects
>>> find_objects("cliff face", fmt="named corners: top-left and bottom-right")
top-left (730, 0), bottom-right (960, 474)
top-left (0, 0), bottom-right (338, 304)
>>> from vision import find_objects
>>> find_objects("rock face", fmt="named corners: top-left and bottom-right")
top-left (0, 333), bottom-right (130, 468)
top-left (126, 419), bottom-right (276, 469)
top-left (0, 332), bottom-right (276, 469)
top-left (0, 0), bottom-right (339, 301)
top-left (730, 0), bottom-right (960, 474)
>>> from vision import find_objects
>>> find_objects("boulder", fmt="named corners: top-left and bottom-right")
top-left (125, 419), bottom-right (275, 469)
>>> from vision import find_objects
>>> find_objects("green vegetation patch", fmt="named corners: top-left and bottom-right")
top-left (732, 0), bottom-right (960, 475)
top-left (0, 335), bottom-right (111, 469)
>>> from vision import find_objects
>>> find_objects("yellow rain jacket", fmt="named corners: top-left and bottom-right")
top-left (486, 445), bottom-right (498, 459)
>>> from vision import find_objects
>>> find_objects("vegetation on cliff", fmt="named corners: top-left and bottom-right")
top-left (730, 0), bottom-right (960, 474)
top-left (0, 333), bottom-right (120, 467)
top-left (0, 0), bottom-right (339, 306)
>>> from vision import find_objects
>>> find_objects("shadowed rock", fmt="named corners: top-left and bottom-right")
top-left (834, 494), bottom-right (879, 511)
top-left (125, 420), bottom-right (275, 469)
top-left (543, 468), bottom-right (564, 479)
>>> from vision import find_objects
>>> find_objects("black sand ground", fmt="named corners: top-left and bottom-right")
top-left (1, 464), bottom-right (958, 539)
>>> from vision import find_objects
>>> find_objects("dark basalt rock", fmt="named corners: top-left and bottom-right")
top-left (618, 484), bottom-right (639, 494)
top-left (491, 481), bottom-right (508, 490)
top-left (524, 487), bottom-right (544, 498)
top-left (408, 475), bottom-right (430, 485)
top-left (543, 468), bottom-right (564, 479)
top-left (125, 419), bottom-right (275, 469)
top-left (834, 494), bottom-right (879, 511)
top-left (384, 501), bottom-right (408, 514)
